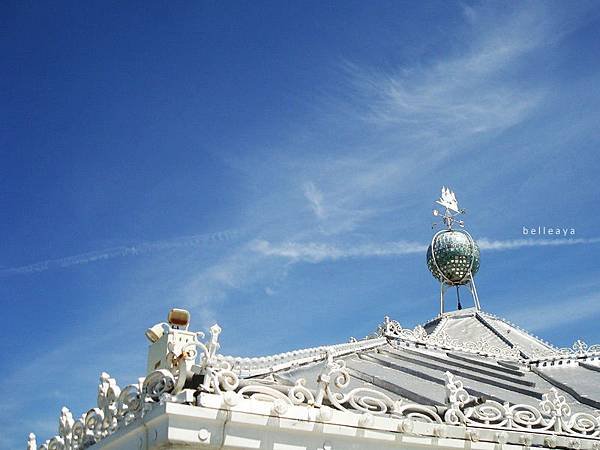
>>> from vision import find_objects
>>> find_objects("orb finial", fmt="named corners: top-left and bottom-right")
top-left (427, 187), bottom-right (481, 315)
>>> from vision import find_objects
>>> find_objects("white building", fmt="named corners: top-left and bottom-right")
top-left (30, 190), bottom-right (600, 450)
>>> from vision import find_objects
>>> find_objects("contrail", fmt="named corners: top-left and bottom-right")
top-left (4, 234), bottom-right (596, 276)
top-left (251, 237), bottom-right (600, 263)
top-left (0, 230), bottom-right (240, 277)
top-left (477, 237), bottom-right (600, 250)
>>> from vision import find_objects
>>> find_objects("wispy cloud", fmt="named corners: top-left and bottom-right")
top-left (347, 6), bottom-right (549, 139)
top-left (303, 181), bottom-right (326, 219)
top-left (267, 4), bottom-right (563, 240)
top-left (0, 230), bottom-right (240, 277)
top-left (251, 237), bottom-right (600, 263)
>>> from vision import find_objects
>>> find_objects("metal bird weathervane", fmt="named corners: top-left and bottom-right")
top-left (427, 187), bottom-right (481, 315)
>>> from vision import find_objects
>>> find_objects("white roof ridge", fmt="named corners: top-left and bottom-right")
top-left (478, 310), bottom-right (558, 351)
top-left (216, 335), bottom-right (388, 377)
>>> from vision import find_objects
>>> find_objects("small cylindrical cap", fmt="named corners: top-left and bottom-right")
top-left (168, 308), bottom-right (190, 327)
top-left (145, 323), bottom-right (165, 342)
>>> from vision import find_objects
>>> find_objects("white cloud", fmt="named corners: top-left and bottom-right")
top-left (303, 181), bottom-right (326, 219)
top-left (270, 4), bottom-right (564, 240)
top-left (344, 6), bottom-right (558, 138)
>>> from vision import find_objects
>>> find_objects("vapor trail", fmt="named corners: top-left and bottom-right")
top-left (0, 230), bottom-right (239, 277)
top-left (251, 237), bottom-right (600, 263)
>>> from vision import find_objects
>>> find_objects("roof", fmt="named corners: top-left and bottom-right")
top-left (30, 307), bottom-right (600, 449)
top-left (231, 308), bottom-right (600, 414)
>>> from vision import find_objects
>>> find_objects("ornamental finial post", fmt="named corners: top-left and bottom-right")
top-left (27, 433), bottom-right (36, 450)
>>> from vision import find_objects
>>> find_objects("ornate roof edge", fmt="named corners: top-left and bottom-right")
top-left (215, 336), bottom-right (387, 378)
top-left (477, 310), bottom-right (558, 350)
top-left (377, 316), bottom-right (523, 360)
top-left (412, 311), bottom-right (600, 365)
top-left (529, 344), bottom-right (600, 366)
top-left (31, 343), bottom-right (600, 449)
top-left (29, 316), bottom-right (600, 448)
top-left (477, 311), bottom-right (600, 365)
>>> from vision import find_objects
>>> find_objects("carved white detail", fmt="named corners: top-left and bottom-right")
top-left (314, 352), bottom-right (399, 416)
top-left (27, 433), bottom-right (36, 450)
top-left (559, 340), bottom-right (600, 357)
top-left (30, 321), bottom-right (600, 448)
top-left (216, 337), bottom-right (386, 377)
top-left (442, 375), bottom-right (600, 438)
top-left (530, 339), bottom-right (600, 363)
top-left (378, 316), bottom-right (522, 360)
top-left (33, 322), bottom-right (236, 449)
top-left (230, 362), bottom-right (600, 439)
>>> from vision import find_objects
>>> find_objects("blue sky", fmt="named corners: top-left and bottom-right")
top-left (2, 1), bottom-right (600, 447)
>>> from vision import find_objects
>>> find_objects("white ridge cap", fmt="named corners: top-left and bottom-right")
top-left (217, 336), bottom-right (388, 377)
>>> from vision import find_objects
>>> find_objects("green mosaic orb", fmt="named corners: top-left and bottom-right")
top-left (426, 230), bottom-right (480, 285)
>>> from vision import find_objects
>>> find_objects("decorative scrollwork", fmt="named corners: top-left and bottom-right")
top-left (30, 320), bottom-right (600, 449)
top-left (445, 371), bottom-right (470, 404)
top-left (57, 407), bottom-right (73, 449)
top-left (555, 340), bottom-right (600, 358)
top-left (288, 378), bottom-right (315, 405)
top-left (450, 373), bottom-right (600, 438)
top-left (47, 436), bottom-right (64, 450)
top-left (540, 389), bottom-right (571, 419)
top-left (312, 352), bottom-right (396, 415)
top-left (444, 371), bottom-right (471, 425)
top-left (84, 407), bottom-right (104, 443)
top-left (567, 413), bottom-right (600, 437)
top-left (532, 339), bottom-right (600, 363)
top-left (97, 372), bottom-right (119, 436)
top-left (379, 317), bottom-right (521, 360)
top-left (31, 321), bottom-right (241, 448)
top-left (237, 384), bottom-right (293, 404)
top-left (116, 379), bottom-right (144, 425)
top-left (345, 388), bottom-right (396, 415)
top-left (394, 403), bottom-right (443, 423)
top-left (143, 369), bottom-right (176, 401)
top-left (213, 353), bottom-right (600, 441)
top-left (70, 415), bottom-right (88, 450)
top-left (465, 401), bottom-right (508, 426)
top-left (528, 347), bottom-right (558, 359)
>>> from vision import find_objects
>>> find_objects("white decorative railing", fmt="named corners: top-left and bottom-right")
top-left (30, 324), bottom-right (239, 450)
top-left (443, 372), bottom-right (600, 438)
top-left (29, 320), bottom-right (600, 448)
top-left (377, 316), bottom-right (522, 360)
top-left (478, 311), bottom-right (558, 353)
top-left (529, 340), bottom-right (600, 363)
top-left (378, 316), bottom-right (600, 365)
top-left (216, 336), bottom-right (386, 377)
top-left (556, 340), bottom-right (600, 358)
top-left (222, 352), bottom-right (600, 439)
